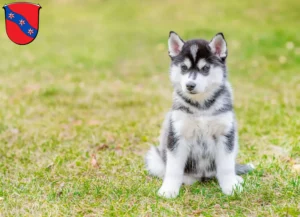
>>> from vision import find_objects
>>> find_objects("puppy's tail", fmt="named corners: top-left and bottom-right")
top-left (145, 146), bottom-right (165, 178)
top-left (235, 163), bottom-right (255, 175)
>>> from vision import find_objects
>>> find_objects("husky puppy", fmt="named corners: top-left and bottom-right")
top-left (145, 32), bottom-right (254, 198)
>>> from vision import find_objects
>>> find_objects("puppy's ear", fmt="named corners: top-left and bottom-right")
top-left (168, 31), bottom-right (185, 57)
top-left (209, 33), bottom-right (227, 59)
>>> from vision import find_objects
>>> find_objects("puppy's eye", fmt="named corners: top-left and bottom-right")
top-left (202, 65), bottom-right (210, 71)
top-left (181, 65), bottom-right (188, 71)
top-left (202, 65), bottom-right (210, 75)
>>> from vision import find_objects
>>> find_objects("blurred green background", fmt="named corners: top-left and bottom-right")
top-left (0, 0), bottom-right (299, 216)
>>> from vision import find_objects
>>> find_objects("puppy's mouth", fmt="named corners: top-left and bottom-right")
top-left (183, 89), bottom-right (198, 95)
top-left (187, 90), bottom-right (197, 94)
top-left (185, 89), bottom-right (207, 95)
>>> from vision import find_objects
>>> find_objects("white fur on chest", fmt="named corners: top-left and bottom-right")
top-left (172, 110), bottom-right (234, 140)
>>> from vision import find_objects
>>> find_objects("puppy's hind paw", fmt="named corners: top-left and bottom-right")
top-left (236, 175), bottom-right (244, 184)
top-left (183, 175), bottom-right (197, 186)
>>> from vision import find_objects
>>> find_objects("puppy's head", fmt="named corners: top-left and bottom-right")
top-left (168, 31), bottom-right (228, 96)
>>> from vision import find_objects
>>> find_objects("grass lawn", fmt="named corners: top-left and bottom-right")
top-left (0, 0), bottom-right (299, 216)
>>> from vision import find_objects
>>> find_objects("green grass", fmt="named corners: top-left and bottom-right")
top-left (0, 0), bottom-right (299, 216)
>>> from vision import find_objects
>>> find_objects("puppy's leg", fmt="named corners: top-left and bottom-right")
top-left (158, 140), bottom-right (189, 198)
top-left (216, 133), bottom-right (243, 195)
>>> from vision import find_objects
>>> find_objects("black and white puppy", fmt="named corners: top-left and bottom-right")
top-left (145, 32), bottom-right (254, 198)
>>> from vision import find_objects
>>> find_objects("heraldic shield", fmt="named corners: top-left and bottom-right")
top-left (3, 2), bottom-right (41, 45)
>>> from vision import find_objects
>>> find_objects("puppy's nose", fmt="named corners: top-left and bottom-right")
top-left (186, 82), bottom-right (196, 91)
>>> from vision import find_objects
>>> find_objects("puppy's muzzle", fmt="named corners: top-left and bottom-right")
top-left (186, 81), bottom-right (196, 91)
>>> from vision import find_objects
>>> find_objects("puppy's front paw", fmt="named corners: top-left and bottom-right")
top-left (220, 176), bottom-right (243, 195)
top-left (158, 186), bottom-right (179, 198)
